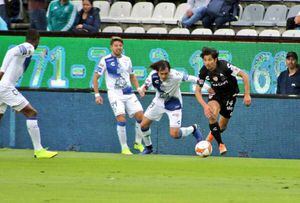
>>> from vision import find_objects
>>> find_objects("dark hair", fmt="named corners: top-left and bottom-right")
top-left (110, 36), bottom-right (123, 45)
top-left (286, 51), bottom-right (298, 61)
top-left (26, 29), bottom-right (40, 43)
top-left (82, 0), bottom-right (93, 5)
top-left (200, 47), bottom-right (219, 59)
top-left (150, 60), bottom-right (171, 72)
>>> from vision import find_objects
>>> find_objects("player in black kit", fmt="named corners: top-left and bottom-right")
top-left (195, 47), bottom-right (251, 155)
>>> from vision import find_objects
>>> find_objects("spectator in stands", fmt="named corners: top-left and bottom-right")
top-left (47, 0), bottom-right (77, 31)
top-left (179, 0), bottom-right (209, 28)
top-left (0, 0), bottom-right (9, 27)
top-left (277, 52), bottom-right (300, 95)
top-left (202, 0), bottom-right (239, 30)
top-left (0, 16), bottom-right (7, 30)
top-left (286, 12), bottom-right (300, 31)
top-left (72, 0), bottom-right (100, 34)
top-left (28, 0), bottom-right (47, 30)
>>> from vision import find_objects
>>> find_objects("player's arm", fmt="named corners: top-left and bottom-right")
top-left (137, 71), bottom-right (154, 97)
top-left (195, 84), bottom-right (213, 119)
top-left (195, 69), bottom-right (213, 118)
top-left (237, 70), bottom-right (251, 106)
top-left (93, 59), bottom-right (106, 105)
top-left (227, 62), bottom-right (251, 106)
top-left (181, 73), bottom-right (214, 93)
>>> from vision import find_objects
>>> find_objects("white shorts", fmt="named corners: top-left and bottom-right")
top-left (0, 86), bottom-right (29, 114)
top-left (144, 101), bottom-right (182, 128)
top-left (107, 91), bottom-right (143, 118)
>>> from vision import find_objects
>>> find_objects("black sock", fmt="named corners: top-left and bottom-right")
top-left (209, 122), bottom-right (223, 145)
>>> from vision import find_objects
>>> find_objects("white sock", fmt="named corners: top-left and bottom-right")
top-left (135, 122), bottom-right (143, 144)
top-left (141, 128), bottom-right (152, 146)
top-left (179, 126), bottom-right (194, 138)
top-left (26, 119), bottom-right (43, 151)
top-left (117, 123), bottom-right (128, 150)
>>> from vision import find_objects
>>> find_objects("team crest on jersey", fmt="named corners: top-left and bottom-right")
top-left (213, 76), bottom-right (218, 82)
top-left (110, 62), bottom-right (115, 66)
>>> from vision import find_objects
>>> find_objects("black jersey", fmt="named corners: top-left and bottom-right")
top-left (198, 60), bottom-right (240, 98)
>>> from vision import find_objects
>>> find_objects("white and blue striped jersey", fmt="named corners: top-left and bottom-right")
top-left (0, 42), bottom-right (35, 87)
top-left (144, 69), bottom-right (198, 108)
top-left (96, 54), bottom-right (134, 96)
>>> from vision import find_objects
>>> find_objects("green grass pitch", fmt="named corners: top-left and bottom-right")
top-left (0, 149), bottom-right (299, 203)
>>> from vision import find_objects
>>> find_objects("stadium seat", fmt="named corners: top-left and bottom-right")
top-left (214, 29), bottom-right (235, 36)
top-left (236, 29), bottom-right (258, 36)
top-left (164, 3), bottom-right (189, 25)
top-left (231, 4), bottom-right (265, 26)
top-left (142, 3), bottom-right (176, 24)
top-left (147, 27), bottom-right (168, 34)
top-left (93, 1), bottom-right (110, 19)
top-left (191, 28), bottom-right (213, 35)
top-left (101, 1), bottom-right (132, 23)
top-left (282, 30), bottom-right (300, 37)
top-left (277, 5), bottom-right (300, 27)
top-left (169, 28), bottom-right (190, 35)
top-left (121, 2), bottom-right (154, 24)
top-left (259, 29), bottom-right (281, 37)
top-left (102, 26), bottom-right (123, 33)
top-left (124, 26), bottom-right (146, 33)
top-left (72, 0), bottom-right (82, 12)
top-left (254, 5), bottom-right (288, 27)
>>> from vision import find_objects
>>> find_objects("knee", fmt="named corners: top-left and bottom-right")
top-left (169, 130), bottom-right (180, 139)
top-left (140, 122), bottom-right (149, 131)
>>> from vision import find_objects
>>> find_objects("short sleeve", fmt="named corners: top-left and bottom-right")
top-left (226, 62), bottom-right (241, 77)
top-left (96, 57), bottom-right (106, 75)
top-left (197, 67), bottom-right (207, 87)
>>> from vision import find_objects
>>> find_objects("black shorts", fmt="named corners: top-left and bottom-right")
top-left (208, 94), bottom-right (237, 119)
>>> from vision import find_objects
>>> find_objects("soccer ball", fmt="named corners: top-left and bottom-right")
top-left (195, 141), bottom-right (212, 157)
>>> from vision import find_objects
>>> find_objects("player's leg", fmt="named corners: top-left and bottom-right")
top-left (21, 104), bottom-right (58, 158)
top-left (108, 92), bottom-right (132, 154)
top-left (206, 116), bottom-right (229, 143)
top-left (115, 113), bottom-right (132, 155)
top-left (133, 111), bottom-right (145, 152)
top-left (167, 109), bottom-right (203, 142)
top-left (207, 100), bottom-right (227, 153)
top-left (126, 95), bottom-right (146, 152)
top-left (0, 102), bottom-right (7, 121)
top-left (140, 116), bottom-right (153, 154)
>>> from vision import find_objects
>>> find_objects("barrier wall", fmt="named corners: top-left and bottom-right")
top-left (1, 34), bottom-right (300, 94)
top-left (0, 90), bottom-right (299, 159)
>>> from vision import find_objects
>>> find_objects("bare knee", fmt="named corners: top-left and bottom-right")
top-left (169, 128), bottom-right (180, 139)
top-left (21, 106), bottom-right (38, 118)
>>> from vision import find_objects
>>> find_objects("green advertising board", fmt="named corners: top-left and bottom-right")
top-left (0, 35), bottom-right (298, 94)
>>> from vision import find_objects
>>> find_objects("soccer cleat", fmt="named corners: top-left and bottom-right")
top-left (192, 124), bottom-right (203, 142)
top-left (206, 132), bottom-right (214, 143)
top-left (219, 143), bottom-right (227, 155)
top-left (142, 145), bottom-right (153, 155)
top-left (34, 148), bottom-right (58, 159)
top-left (133, 143), bottom-right (145, 153)
top-left (121, 147), bottom-right (133, 155)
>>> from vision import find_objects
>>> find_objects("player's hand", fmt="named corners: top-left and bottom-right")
top-left (204, 104), bottom-right (213, 119)
top-left (95, 96), bottom-right (103, 105)
top-left (243, 94), bottom-right (251, 107)
top-left (137, 87), bottom-right (145, 98)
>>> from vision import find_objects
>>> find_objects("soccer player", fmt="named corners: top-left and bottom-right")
top-left (93, 36), bottom-right (152, 155)
top-left (195, 47), bottom-right (251, 155)
top-left (0, 29), bottom-right (58, 159)
top-left (138, 60), bottom-right (204, 154)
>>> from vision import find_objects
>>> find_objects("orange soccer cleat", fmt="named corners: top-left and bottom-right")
top-left (219, 143), bottom-right (227, 155)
